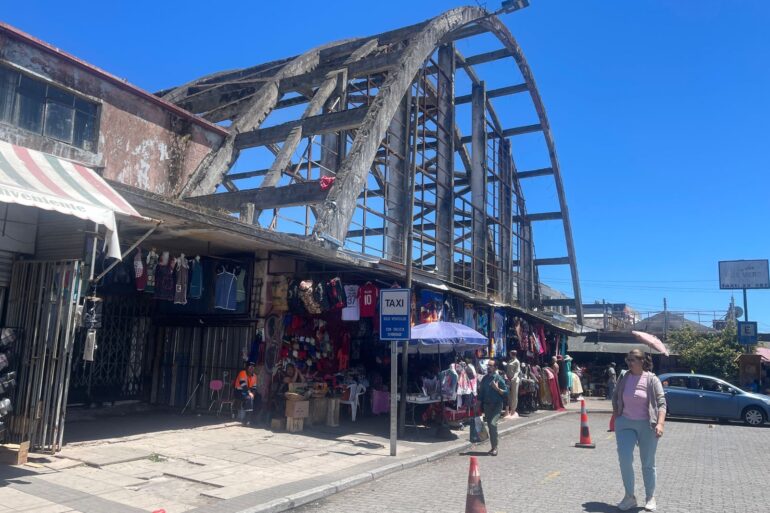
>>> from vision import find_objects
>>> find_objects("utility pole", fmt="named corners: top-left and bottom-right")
top-left (602, 299), bottom-right (608, 330)
top-left (663, 298), bottom-right (668, 341)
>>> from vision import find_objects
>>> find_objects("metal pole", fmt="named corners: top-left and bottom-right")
top-left (743, 288), bottom-right (748, 321)
top-left (399, 83), bottom-right (418, 437)
top-left (389, 339), bottom-right (398, 456)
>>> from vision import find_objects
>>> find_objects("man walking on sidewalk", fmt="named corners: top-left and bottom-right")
top-left (606, 362), bottom-right (617, 400)
top-left (478, 360), bottom-right (508, 456)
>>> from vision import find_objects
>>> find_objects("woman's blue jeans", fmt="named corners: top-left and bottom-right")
top-left (615, 415), bottom-right (659, 499)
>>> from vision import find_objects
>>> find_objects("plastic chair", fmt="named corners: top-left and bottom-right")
top-left (218, 372), bottom-right (236, 418)
top-left (208, 379), bottom-right (224, 413)
top-left (340, 383), bottom-right (366, 421)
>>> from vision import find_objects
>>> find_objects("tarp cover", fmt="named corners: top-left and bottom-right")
top-left (0, 141), bottom-right (142, 258)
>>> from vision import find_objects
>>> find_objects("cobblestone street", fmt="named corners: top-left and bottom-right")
top-left (294, 413), bottom-right (770, 513)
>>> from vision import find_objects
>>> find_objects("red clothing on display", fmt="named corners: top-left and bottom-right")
top-left (358, 283), bottom-right (379, 317)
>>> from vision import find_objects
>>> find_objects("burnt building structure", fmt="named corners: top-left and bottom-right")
top-left (0, 5), bottom-right (583, 451)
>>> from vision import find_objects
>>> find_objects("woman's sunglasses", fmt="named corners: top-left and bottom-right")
top-left (625, 357), bottom-right (642, 364)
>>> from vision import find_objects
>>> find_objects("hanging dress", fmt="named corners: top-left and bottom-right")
top-left (174, 257), bottom-right (189, 305)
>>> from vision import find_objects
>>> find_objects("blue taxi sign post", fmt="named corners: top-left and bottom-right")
top-left (380, 289), bottom-right (410, 456)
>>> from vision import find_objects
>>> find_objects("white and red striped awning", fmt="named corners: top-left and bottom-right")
top-left (0, 140), bottom-right (144, 259)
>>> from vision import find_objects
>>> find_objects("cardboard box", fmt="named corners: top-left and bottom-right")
top-left (309, 397), bottom-right (328, 425)
top-left (286, 417), bottom-right (304, 433)
top-left (285, 400), bottom-right (310, 418)
top-left (0, 441), bottom-right (30, 466)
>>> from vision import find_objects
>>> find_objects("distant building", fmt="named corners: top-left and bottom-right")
top-left (631, 311), bottom-right (714, 337)
top-left (549, 299), bottom-right (640, 330)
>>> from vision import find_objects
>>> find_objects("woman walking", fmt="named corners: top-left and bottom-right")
top-left (612, 349), bottom-right (666, 511)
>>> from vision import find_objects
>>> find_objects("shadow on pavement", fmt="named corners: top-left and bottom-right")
top-left (0, 464), bottom-right (38, 488)
top-left (458, 450), bottom-right (493, 457)
top-left (64, 408), bottom-right (234, 443)
top-left (582, 501), bottom-right (623, 512)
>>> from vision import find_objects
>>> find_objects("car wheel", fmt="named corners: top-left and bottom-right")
top-left (742, 406), bottom-right (765, 426)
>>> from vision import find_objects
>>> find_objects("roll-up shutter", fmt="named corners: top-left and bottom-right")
top-left (34, 211), bottom-right (88, 261)
top-left (0, 250), bottom-right (13, 287)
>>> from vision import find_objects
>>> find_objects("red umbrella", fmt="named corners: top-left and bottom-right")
top-left (631, 331), bottom-right (669, 357)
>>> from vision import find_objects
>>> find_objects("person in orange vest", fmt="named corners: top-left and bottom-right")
top-left (234, 362), bottom-right (260, 425)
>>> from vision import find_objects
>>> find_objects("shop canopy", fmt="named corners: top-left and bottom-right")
top-left (0, 140), bottom-right (144, 259)
top-left (403, 321), bottom-right (488, 354)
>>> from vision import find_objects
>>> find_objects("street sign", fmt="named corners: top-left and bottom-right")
top-left (718, 260), bottom-right (770, 289)
top-left (737, 321), bottom-right (758, 345)
top-left (379, 289), bottom-right (411, 341)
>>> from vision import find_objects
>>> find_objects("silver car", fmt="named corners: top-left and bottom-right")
top-left (658, 373), bottom-right (770, 426)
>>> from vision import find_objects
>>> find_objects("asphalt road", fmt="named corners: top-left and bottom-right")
top-left (292, 413), bottom-right (770, 513)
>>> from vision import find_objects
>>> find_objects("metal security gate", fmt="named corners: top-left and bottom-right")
top-left (152, 325), bottom-right (253, 410)
top-left (5, 260), bottom-right (82, 452)
top-left (68, 294), bottom-right (154, 406)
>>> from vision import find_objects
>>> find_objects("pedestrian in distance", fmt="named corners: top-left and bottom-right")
top-left (612, 349), bottom-right (667, 512)
top-left (503, 350), bottom-right (521, 418)
top-left (477, 359), bottom-right (508, 456)
top-left (606, 362), bottom-right (617, 399)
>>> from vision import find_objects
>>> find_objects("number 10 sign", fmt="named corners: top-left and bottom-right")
top-left (379, 289), bottom-right (411, 341)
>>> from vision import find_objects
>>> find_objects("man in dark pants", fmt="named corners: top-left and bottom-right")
top-left (235, 362), bottom-right (261, 425)
top-left (477, 360), bottom-right (508, 456)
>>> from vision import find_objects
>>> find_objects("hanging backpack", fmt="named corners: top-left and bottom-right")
top-left (314, 280), bottom-right (330, 311)
top-left (299, 280), bottom-right (322, 314)
top-left (287, 279), bottom-right (306, 314)
top-left (326, 277), bottom-right (347, 310)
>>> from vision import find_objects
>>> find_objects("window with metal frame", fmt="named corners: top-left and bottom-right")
top-left (0, 64), bottom-right (99, 152)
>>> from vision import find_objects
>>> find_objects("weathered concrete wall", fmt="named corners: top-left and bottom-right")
top-left (0, 30), bottom-right (224, 197)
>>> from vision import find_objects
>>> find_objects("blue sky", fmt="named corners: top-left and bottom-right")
top-left (5, 1), bottom-right (770, 330)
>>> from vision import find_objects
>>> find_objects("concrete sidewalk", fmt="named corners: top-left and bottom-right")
top-left (0, 398), bottom-right (607, 513)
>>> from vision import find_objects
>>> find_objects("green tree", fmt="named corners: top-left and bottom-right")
top-left (667, 323), bottom-right (742, 382)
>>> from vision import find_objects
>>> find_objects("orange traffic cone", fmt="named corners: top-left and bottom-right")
top-left (465, 456), bottom-right (487, 513)
top-left (575, 399), bottom-right (595, 449)
top-left (608, 413), bottom-right (616, 432)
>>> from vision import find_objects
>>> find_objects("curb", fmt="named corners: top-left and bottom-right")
top-left (238, 410), bottom-right (568, 513)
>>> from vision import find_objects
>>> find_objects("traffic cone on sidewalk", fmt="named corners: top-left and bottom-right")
top-left (608, 413), bottom-right (616, 432)
top-left (465, 456), bottom-right (487, 513)
top-left (575, 399), bottom-right (596, 449)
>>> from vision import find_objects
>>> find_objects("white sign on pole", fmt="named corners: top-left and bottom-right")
top-left (718, 260), bottom-right (770, 290)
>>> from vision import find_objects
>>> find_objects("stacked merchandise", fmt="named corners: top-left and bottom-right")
top-left (267, 277), bottom-right (381, 379)
top-left (0, 328), bottom-right (18, 441)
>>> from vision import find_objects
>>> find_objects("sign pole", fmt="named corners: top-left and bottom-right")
top-left (380, 288), bottom-right (410, 457)
top-left (389, 339), bottom-right (398, 456)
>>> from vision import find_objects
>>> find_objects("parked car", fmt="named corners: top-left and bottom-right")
top-left (658, 373), bottom-right (770, 426)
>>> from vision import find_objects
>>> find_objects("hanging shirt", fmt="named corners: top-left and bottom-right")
top-left (463, 304), bottom-right (475, 328)
top-left (134, 248), bottom-right (147, 292)
top-left (235, 267), bottom-right (247, 303)
top-left (477, 310), bottom-right (489, 336)
top-left (358, 283), bottom-right (379, 317)
top-left (154, 261), bottom-right (175, 301)
top-left (145, 251), bottom-right (159, 293)
top-left (189, 258), bottom-right (203, 299)
top-left (341, 284), bottom-right (360, 321)
top-left (215, 271), bottom-right (238, 311)
top-left (174, 258), bottom-right (189, 305)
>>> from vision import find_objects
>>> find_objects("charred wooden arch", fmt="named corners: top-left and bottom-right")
top-left (160, 6), bottom-right (583, 320)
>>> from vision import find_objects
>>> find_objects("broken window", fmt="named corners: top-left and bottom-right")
top-left (0, 67), bottom-right (16, 123)
top-left (0, 64), bottom-right (99, 151)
